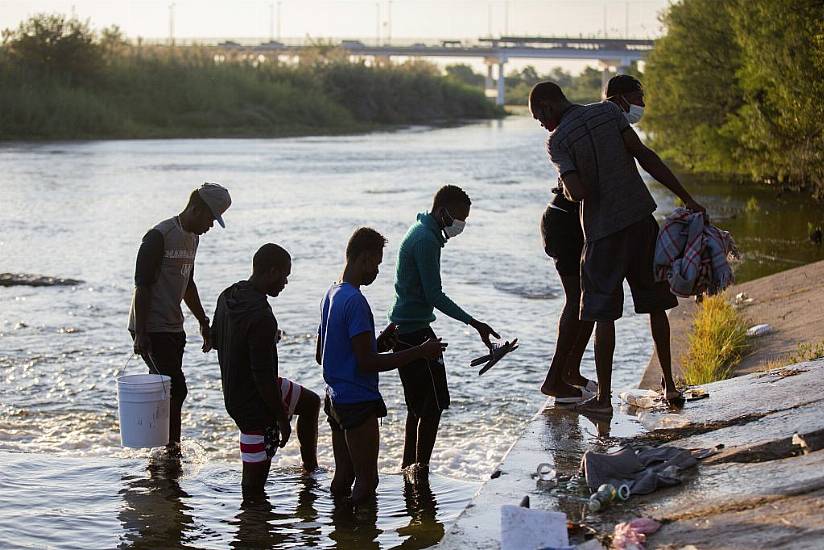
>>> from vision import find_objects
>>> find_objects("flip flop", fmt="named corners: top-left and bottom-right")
top-left (574, 379), bottom-right (598, 394)
top-left (471, 339), bottom-right (519, 375)
top-left (573, 397), bottom-right (614, 416)
top-left (553, 387), bottom-right (594, 405)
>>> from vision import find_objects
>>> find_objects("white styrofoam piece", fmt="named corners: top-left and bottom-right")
top-left (500, 505), bottom-right (569, 550)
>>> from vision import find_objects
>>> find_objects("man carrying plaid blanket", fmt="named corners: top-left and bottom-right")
top-left (655, 207), bottom-right (738, 297)
top-left (529, 77), bottom-right (706, 414)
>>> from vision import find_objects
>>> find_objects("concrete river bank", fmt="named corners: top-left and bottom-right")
top-left (442, 261), bottom-right (824, 549)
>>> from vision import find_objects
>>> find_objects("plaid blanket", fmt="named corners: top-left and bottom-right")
top-left (654, 208), bottom-right (738, 297)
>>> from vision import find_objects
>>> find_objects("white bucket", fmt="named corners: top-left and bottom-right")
top-left (117, 373), bottom-right (171, 448)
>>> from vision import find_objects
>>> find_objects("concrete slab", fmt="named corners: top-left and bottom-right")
top-left (648, 488), bottom-right (824, 550)
top-left (635, 449), bottom-right (824, 521)
top-left (664, 399), bottom-right (824, 464)
top-left (630, 361), bottom-right (824, 432)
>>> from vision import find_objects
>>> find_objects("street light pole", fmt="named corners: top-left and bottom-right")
top-left (269, 2), bottom-right (274, 41)
top-left (168, 2), bottom-right (175, 46)
top-left (277, 1), bottom-right (282, 41)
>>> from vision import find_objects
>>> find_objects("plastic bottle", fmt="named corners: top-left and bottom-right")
top-left (587, 483), bottom-right (617, 512)
top-left (619, 391), bottom-right (657, 409)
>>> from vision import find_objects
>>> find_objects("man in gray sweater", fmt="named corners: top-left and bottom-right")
top-left (129, 183), bottom-right (231, 450)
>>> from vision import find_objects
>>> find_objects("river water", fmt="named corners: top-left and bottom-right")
top-left (1, 116), bottom-right (822, 548)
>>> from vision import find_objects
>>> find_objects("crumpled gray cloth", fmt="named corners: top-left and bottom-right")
top-left (581, 445), bottom-right (698, 495)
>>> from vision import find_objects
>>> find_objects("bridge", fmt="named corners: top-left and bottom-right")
top-left (179, 35), bottom-right (655, 105)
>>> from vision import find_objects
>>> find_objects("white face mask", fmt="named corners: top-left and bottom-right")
top-left (625, 103), bottom-right (644, 124)
top-left (444, 219), bottom-right (466, 238)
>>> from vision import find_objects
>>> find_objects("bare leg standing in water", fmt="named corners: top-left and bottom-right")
top-left (539, 195), bottom-right (596, 402)
top-left (389, 186), bottom-right (499, 480)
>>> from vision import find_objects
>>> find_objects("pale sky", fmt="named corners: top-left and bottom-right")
top-left (0, 0), bottom-right (672, 72)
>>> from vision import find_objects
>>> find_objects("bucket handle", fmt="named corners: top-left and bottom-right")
top-left (115, 353), bottom-right (170, 398)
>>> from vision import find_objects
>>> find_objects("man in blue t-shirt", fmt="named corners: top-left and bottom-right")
top-left (317, 227), bottom-right (445, 505)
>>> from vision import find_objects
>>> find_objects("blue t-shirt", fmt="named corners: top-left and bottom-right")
top-left (319, 283), bottom-right (380, 404)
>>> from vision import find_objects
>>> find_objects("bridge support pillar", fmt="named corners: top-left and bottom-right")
top-left (485, 64), bottom-right (494, 96)
top-left (598, 60), bottom-right (614, 95)
top-left (497, 60), bottom-right (506, 106)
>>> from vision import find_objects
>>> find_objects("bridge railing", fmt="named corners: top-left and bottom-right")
top-left (135, 35), bottom-right (654, 51)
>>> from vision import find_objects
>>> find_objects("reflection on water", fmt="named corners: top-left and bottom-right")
top-left (0, 451), bottom-right (476, 549)
top-left (119, 458), bottom-right (194, 549)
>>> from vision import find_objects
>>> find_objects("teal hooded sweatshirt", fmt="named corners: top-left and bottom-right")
top-left (388, 212), bottom-right (473, 333)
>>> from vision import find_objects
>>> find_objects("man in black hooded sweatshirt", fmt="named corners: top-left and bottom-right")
top-left (212, 243), bottom-right (320, 501)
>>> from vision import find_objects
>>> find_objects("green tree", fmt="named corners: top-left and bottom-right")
top-left (445, 63), bottom-right (484, 87)
top-left (642, 0), bottom-right (744, 175)
top-left (727, 0), bottom-right (824, 194)
top-left (2, 13), bottom-right (102, 84)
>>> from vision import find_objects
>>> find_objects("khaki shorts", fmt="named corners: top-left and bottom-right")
top-left (581, 216), bottom-right (677, 321)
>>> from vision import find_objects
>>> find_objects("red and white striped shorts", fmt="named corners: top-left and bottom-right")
top-left (239, 377), bottom-right (303, 464)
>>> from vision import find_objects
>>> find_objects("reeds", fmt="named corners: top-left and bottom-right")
top-left (681, 294), bottom-right (749, 385)
top-left (0, 53), bottom-right (501, 140)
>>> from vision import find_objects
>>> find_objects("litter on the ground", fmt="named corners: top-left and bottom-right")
top-left (734, 291), bottom-right (753, 304)
top-left (581, 446), bottom-right (699, 496)
top-left (612, 517), bottom-right (661, 550)
top-left (746, 323), bottom-right (772, 337)
top-left (619, 390), bottom-right (659, 409)
top-left (684, 387), bottom-right (709, 401)
top-left (500, 504), bottom-right (568, 550)
top-left (587, 483), bottom-right (617, 512)
top-left (637, 412), bottom-right (691, 431)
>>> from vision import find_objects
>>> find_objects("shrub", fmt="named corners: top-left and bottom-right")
top-left (681, 294), bottom-right (749, 385)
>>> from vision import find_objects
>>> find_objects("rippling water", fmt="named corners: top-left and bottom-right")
top-left (2, 115), bottom-right (821, 548)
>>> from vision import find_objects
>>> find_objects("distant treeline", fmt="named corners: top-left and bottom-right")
top-left (0, 15), bottom-right (502, 140)
top-left (644, 0), bottom-right (824, 197)
top-left (443, 62), bottom-right (643, 106)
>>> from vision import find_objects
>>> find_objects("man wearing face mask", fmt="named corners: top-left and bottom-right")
top-left (529, 80), bottom-right (706, 416)
top-left (538, 75), bottom-right (648, 403)
top-left (389, 185), bottom-right (500, 479)
top-left (605, 74), bottom-right (646, 124)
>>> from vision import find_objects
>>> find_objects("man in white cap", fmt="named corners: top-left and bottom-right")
top-left (129, 182), bottom-right (231, 452)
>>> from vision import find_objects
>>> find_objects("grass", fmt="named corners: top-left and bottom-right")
top-left (681, 294), bottom-right (750, 385)
top-left (761, 339), bottom-right (824, 372)
top-left (744, 196), bottom-right (761, 214)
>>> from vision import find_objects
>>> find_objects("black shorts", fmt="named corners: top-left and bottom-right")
top-left (130, 331), bottom-right (187, 403)
top-left (581, 216), bottom-right (678, 321)
top-left (394, 327), bottom-right (449, 417)
top-left (324, 395), bottom-right (387, 432)
top-left (541, 203), bottom-right (584, 277)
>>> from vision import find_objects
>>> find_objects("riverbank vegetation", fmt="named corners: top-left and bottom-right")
top-left (0, 14), bottom-right (501, 140)
top-left (644, 0), bottom-right (824, 197)
top-left (681, 295), bottom-right (749, 385)
top-left (444, 62), bottom-right (643, 106)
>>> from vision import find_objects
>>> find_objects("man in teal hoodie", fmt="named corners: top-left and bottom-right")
top-left (390, 185), bottom-right (500, 479)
